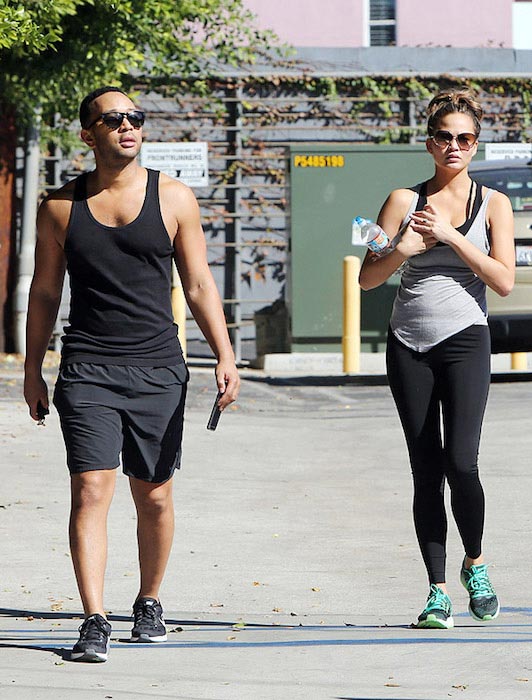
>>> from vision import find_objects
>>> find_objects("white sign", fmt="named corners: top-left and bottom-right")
top-left (141, 142), bottom-right (209, 187)
top-left (485, 143), bottom-right (532, 161)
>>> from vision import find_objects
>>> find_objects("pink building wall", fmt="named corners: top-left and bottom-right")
top-left (243, 0), bottom-right (363, 47)
top-left (243, 0), bottom-right (514, 48)
top-left (397, 0), bottom-right (513, 48)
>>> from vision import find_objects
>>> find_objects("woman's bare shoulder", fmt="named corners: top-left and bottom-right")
top-left (386, 187), bottom-right (418, 207)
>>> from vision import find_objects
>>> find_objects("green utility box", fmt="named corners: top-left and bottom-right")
top-left (289, 143), bottom-right (435, 352)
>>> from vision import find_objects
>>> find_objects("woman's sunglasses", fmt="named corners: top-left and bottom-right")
top-left (86, 110), bottom-right (145, 130)
top-left (431, 130), bottom-right (477, 151)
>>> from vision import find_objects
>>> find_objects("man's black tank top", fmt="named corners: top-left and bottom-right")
top-left (61, 168), bottom-right (183, 366)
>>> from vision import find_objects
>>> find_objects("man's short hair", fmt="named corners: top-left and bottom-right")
top-left (79, 86), bottom-right (128, 128)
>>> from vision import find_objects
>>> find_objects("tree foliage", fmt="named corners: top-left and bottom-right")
top-left (0, 0), bottom-right (279, 126)
top-left (0, 1), bottom-right (71, 52)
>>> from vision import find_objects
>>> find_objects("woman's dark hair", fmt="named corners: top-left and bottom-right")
top-left (79, 86), bottom-right (128, 128)
top-left (426, 88), bottom-right (483, 137)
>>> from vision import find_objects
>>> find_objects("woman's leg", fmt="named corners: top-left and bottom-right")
top-left (439, 325), bottom-right (491, 561)
top-left (438, 325), bottom-right (498, 621)
top-left (386, 330), bottom-right (448, 586)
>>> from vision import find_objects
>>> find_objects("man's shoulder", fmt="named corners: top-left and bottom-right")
top-left (42, 177), bottom-right (80, 206)
top-left (157, 171), bottom-right (198, 216)
top-left (38, 176), bottom-right (80, 228)
top-left (158, 171), bottom-right (194, 197)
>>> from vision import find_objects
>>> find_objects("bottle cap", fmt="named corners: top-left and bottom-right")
top-left (354, 216), bottom-right (365, 225)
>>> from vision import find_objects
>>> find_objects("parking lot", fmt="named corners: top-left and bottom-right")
top-left (0, 357), bottom-right (531, 699)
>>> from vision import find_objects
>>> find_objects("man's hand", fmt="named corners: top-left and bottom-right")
top-left (215, 360), bottom-right (240, 410)
top-left (24, 373), bottom-right (50, 422)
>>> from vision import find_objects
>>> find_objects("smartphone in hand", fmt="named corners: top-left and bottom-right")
top-left (37, 401), bottom-right (49, 426)
top-left (207, 391), bottom-right (223, 431)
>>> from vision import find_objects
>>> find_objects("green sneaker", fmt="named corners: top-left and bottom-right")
top-left (460, 560), bottom-right (500, 621)
top-left (416, 584), bottom-right (454, 629)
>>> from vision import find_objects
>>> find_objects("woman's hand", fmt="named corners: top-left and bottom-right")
top-left (359, 187), bottom-right (438, 291)
top-left (396, 222), bottom-right (438, 258)
top-left (409, 195), bottom-right (515, 297)
top-left (410, 203), bottom-right (456, 245)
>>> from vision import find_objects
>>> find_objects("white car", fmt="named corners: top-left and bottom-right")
top-left (470, 158), bottom-right (532, 353)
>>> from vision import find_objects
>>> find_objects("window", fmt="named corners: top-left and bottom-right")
top-left (369, 0), bottom-right (396, 46)
top-left (513, 1), bottom-right (532, 49)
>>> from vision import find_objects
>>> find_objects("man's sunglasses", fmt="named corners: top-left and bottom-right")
top-left (431, 130), bottom-right (477, 151)
top-left (86, 110), bottom-right (145, 130)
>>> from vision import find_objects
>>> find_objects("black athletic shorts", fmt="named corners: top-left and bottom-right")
top-left (53, 362), bottom-right (189, 483)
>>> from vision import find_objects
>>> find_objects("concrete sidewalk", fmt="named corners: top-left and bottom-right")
top-left (0, 357), bottom-right (531, 699)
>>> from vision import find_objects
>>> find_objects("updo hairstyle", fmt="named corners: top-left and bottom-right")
top-left (426, 88), bottom-right (483, 137)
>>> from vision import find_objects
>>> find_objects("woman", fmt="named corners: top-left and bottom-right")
top-left (359, 88), bottom-right (515, 629)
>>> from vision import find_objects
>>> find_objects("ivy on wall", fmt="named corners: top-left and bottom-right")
top-left (235, 74), bottom-right (532, 144)
top-left (41, 72), bottom-right (532, 318)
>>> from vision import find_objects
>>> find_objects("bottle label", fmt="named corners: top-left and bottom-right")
top-left (367, 230), bottom-right (389, 253)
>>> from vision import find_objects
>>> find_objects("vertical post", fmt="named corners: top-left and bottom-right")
top-left (0, 104), bottom-right (17, 352)
top-left (15, 115), bottom-right (41, 355)
top-left (171, 263), bottom-right (187, 359)
top-left (510, 352), bottom-right (527, 370)
top-left (233, 86), bottom-right (243, 364)
top-left (408, 96), bottom-right (417, 145)
top-left (48, 116), bottom-right (66, 351)
top-left (225, 85), bottom-right (243, 364)
top-left (343, 255), bottom-right (361, 373)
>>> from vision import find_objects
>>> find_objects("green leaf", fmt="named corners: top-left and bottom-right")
top-left (0, 0), bottom-right (283, 129)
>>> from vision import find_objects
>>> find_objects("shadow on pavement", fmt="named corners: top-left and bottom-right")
top-left (244, 375), bottom-right (388, 387)
top-left (244, 373), bottom-right (532, 387)
top-left (2, 607), bottom-right (531, 662)
top-left (0, 641), bottom-right (66, 659)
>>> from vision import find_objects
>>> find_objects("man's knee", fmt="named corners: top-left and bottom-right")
top-left (131, 478), bottom-right (174, 518)
top-left (71, 470), bottom-right (116, 511)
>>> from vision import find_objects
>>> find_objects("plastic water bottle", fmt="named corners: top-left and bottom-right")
top-left (352, 216), bottom-right (389, 255)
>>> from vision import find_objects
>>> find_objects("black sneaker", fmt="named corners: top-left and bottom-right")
top-left (131, 597), bottom-right (167, 642)
top-left (71, 614), bottom-right (111, 662)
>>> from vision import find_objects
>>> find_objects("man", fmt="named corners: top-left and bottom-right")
top-left (23, 86), bottom-right (240, 662)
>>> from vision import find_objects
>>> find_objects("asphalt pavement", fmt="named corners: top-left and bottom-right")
top-left (0, 353), bottom-right (531, 700)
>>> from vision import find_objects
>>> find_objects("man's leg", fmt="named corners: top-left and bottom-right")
top-left (69, 469), bottom-right (117, 616)
top-left (129, 475), bottom-right (175, 600)
top-left (54, 364), bottom-right (125, 660)
top-left (121, 364), bottom-right (186, 641)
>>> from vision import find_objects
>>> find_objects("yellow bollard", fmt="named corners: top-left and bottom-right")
top-left (171, 263), bottom-right (187, 359)
top-left (510, 352), bottom-right (527, 371)
top-left (343, 255), bottom-right (361, 374)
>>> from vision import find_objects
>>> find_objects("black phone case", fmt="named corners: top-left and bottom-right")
top-left (37, 401), bottom-right (50, 421)
top-left (207, 392), bottom-right (222, 431)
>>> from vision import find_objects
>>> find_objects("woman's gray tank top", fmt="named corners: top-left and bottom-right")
top-left (390, 182), bottom-right (494, 352)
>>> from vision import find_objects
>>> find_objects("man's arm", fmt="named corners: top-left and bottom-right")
top-left (24, 196), bottom-right (68, 421)
top-left (166, 179), bottom-right (239, 408)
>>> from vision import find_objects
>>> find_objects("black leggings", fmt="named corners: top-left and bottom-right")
top-left (386, 325), bottom-right (491, 584)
